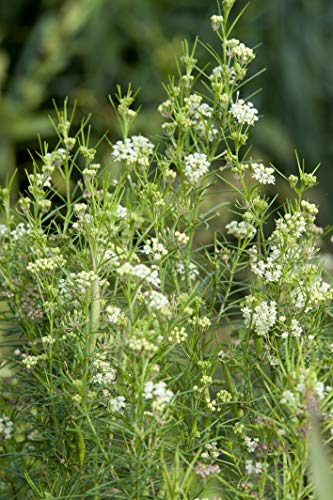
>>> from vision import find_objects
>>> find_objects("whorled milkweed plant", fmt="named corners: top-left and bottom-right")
top-left (0, 1), bottom-right (333, 498)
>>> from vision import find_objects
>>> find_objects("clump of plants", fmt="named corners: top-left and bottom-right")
top-left (0, 1), bottom-right (332, 498)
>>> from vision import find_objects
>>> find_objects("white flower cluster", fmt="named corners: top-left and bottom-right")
top-left (280, 390), bottom-right (296, 407)
top-left (184, 94), bottom-right (206, 114)
top-left (242, 298), bottom-right (277, 336)
top-left (74, 203), bottom-right (87, 214)
top-left (10, 223), bottom-right (31, 241)
top-left (27, 148), bottom-right (67, 194)
top-left (251, 162), bottom-right (275, 185)
top-left (209, 65), bottom-right (223, 82)
top-left (143, 381), bottom-right (174, 411)
top-left (184, 153), bottom-right (210, 184)
top-left (281, 369), bottom-right (326, 413)
top-left (175, 262), bottom-right (199, 281)
top-left (109, 395), bottom-right (126, 412)
top-left (105, 305), bottom-right (123, 325)
top-left (245, 459), bottom-right (263, 475)
top-left (230, 99), bottom-right (259, 126)
top-left (116, 262), bottom-right (136, 277)
top-left (115, 204), bottom-right (128, 219)
top-left (281, 318), bottom-right (303, 339)
top-left (273, 212), bottom-right (307, 240)
top-left (210, 14), bottom-right (223, 30)
top-left (111, 135), bottom-right (154, 167)
top-left (92, 356), bottom-right (116, 386)
top-left (72, 204), bottom-right (92, 230)
top-left (144, 290), bottom-right (170, 313)
top-left (217, 389), bottom-right (232, 402)
top-left (0, 416), bottom-right (14, 440)
top-left (244, 436), bottom-right (259, 453)
top-left (183, 95), bottom-right (218, 141)
top-left (133, 264), bottom-right (160, 288)
top-left (250, 245), bottom-right (282, 283)
top-left (142, 237), bottom-right (168, 260)
top-left (103, 244), bottom-right (123, 268)
top-left (201, 442), bottom-right (219, 461)
top-left (295, 370), bottom-right (325, 399)
top-left (226, 38), bottom-right (255, 64)
top-left (309, 280), bottom-right (332, 306)
top-left (209, 65), bottom-right (236, 88)
top-left (32, 172), bottom-right (52, 189)
top-left (226, 220), bottom-right (256, 239)
top-left (293, 279), bottom-right (332, 311)
top-left (0, 224), bottom-right (8, 236)
top-left (43, 148), bottom-right (67, 168)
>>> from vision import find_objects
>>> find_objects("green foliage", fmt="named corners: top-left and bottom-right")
top-left (0, 1), bottom-right (332, 498)
top-left (1, 0), bottom-right (333, 221)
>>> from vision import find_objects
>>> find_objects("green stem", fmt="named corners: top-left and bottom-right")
top-left (87, 243), bottom-right (100, 355)
top-left (87, 278), bottom-right (100, 355)
top-left (221, 361), bottom-right (242, 418)
top-left (254, 336), bottom-right (263, 358)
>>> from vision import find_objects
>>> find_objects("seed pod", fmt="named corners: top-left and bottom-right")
top-left (76, 430), bottom-right (85, 466)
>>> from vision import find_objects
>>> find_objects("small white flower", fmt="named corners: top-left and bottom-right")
top-left (111, 135), bottom-right (154, 167)
top-left (106, 305), bottom-right (122, 325)
top-left (226, 220), bottom-right (256, 239)
top-left (242, 298), bottom-right (277, 336)
top-left (281, 390), bottom-right (296, 407)
top-left (184, 153), bottom-right (210, 184)
top-left (142, 237), bottom-right (167, 260)
top-left (115, 204), bottom-right (127, 219)
top-left (143, 380), bottom-right (174, 410)
top-left (244, 436), bottom-right (259, 453)
top-left (251, 163), bottom-right (275, 185)
top-left (133, 264), bottom-right (160, 288)
top-left (245, 459), bottom-right (263, 475)
top-left (145, 290), bottom-right (169, 312)
top-left (209, 65), bottom-right (224, 82)
top-left (0, 416), bottom-right (14, 440)
top-left (11, 223), bottom-right (30, 241)
top-left (109, 395), bottom-right (126, 412)
top-left (143, 381), bottom-right (154, 399)
top-left (290, 319), bottom-right (303, 338)
top-left (92, 357), bottom-right (116, 386)
top-left (230, 99), bottom-right (259, 126)
top-left (210, 15), bottom-right (224, 30)
top-left (34, 173), bottom-right (52, 188)
top-left (226, 38), bottom-right (255, 64)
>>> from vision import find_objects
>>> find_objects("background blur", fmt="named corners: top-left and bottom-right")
top-left (1, 0), bottom-right (333, 223)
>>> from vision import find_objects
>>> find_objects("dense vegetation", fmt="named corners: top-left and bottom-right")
top-left (1, 0), bottom-right (333, 221)
top-left (0, 1), bottom-right (333, 498)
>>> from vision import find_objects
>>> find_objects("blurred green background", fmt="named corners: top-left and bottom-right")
top-left (0, 0), bottom-right (333, 222)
